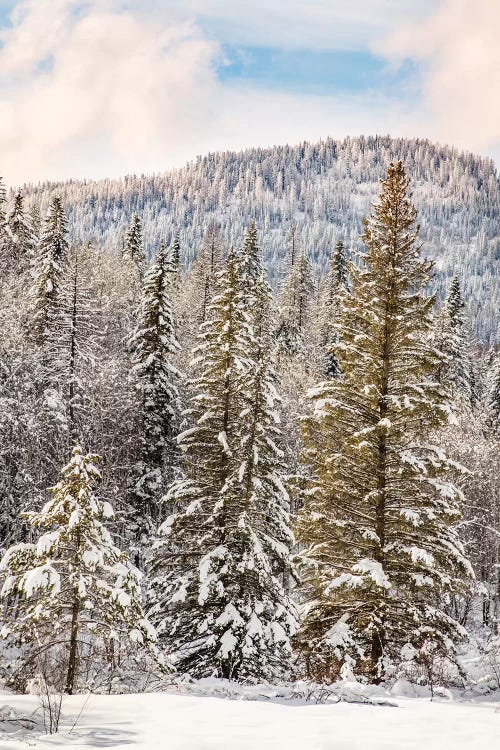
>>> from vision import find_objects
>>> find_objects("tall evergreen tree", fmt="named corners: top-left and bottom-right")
top-left (29, 196), bottom-right (68, 346)
top-left (181, 221), bottom-right (223, 331)
top-left (484, 351), bottom-right (500, 435)
top-left (0, 176), bottom-right (7, 244)
top-left (49, 245), bottom-right (101, 441)
top-left (296, 163), bottom-right (473, 683)
top-left (149, 248), bottom-right (296, 681)
top-left (6, 189), bottom-right (36, 270)
top-left (318, 239), bottom-right (349, 377)
top-left (123, 214), bottom-right (145, 275)
top-left (128, 242), bottom-right (181, 534)
top-left (0, 447), bottom-right (158, 693)
top-left (277, 251), bottom-right (315, 357)
top-left (437, 277), bottom-right (477, 407)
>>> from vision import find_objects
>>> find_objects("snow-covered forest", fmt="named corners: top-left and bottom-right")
top-left (0, 151), bottom-right (499, 724)
top-left (19, 136), bottom-right (500, 344)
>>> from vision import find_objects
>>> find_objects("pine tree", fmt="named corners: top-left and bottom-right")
top-left (437, 277), bottom-right (477, 407)
top-left (183, 221), bottom-right (223, 328)
top-left (128, 242), bottom-right (181, 532)
top-left (484, 352), bottom-right (500, 435)
top-left (123, 214), bottom-right (145, 275)
top-left (49, 245), bottom-right (101, 441)
top-left (0, 176), bottom-right (7, 236)
top-left (318, 240), bottom-right (349, 377)
top-left (6, 189), bottom-right (36, 271)
top-left (296, 163), bottom-right (473, 683)
top-left (29, 196), bottom-right (68, 346)
top-left (0, 447), bottom-right (159, 693)
top-left (149, 248), bottom-right (296, 681)
top-left (277, 251), bottom-right (315, 357)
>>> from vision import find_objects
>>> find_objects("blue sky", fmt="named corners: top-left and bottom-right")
top-left (0, 0), bottom-right (498, 184)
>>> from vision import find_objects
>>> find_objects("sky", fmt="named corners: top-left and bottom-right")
top-left (0, 0), bottom-right (499, 185)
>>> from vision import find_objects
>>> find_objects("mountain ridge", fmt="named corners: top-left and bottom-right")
top-left (18, 134), bottom-right (500, 343)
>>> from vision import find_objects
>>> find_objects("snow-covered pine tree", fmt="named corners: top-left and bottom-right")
top-left (30, 205), bottom-right (41, 246)
top-left (5, 189), bottom-right (36, 271)
top-left (317, 239), bottom-right (349, 377)
top-left (128, 242), bottom-right (181, 534)
top-left (48, 245), bottom-right (101, 442)
top-left (296, 162), bottom-right (474, 683)
top-left (484, 351), bottom-right (500, 435)
top-left (123, 214), bottom-right (145, 275)
top-left (436, 277), bottom-right (477, 408)
top-left (166, 235), bottom-right (182, 297)
top-left (149, 246), bottom-right (296, 681)
top-left (276, 251), bottom-right (315, 357)
top-left (0, 446), bottom-right (159, 694)
top-left (29, 196), bottom-right (68, 346)
top-left (171, 234), bottom-right (181, 267)
top-left (182, 221), bottom-right (223, 329)
top-left (0, 176), bottom-right (7, 245)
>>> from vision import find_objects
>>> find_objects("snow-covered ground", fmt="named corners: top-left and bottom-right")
top-left (0, 686), bottom-right (499, 749)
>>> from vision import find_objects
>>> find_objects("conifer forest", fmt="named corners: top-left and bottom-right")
top-left (0, 143), bottom-right (499, 711)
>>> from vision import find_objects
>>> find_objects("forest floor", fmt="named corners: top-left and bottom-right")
top-left (0, 683), bottom-right (499, 749)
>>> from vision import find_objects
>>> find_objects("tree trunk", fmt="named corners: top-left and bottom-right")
top-left (65, 597), bottom-right (80, 694)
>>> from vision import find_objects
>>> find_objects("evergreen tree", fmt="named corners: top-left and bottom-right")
top-left (29, 196), bottom-right (68, 346)
top-left (179, 221), bottom-right (223, 344)
top-left (30, 205), bottom-right (41, 246)
top-left (0, 176), bottom-right (7, 240)
top-left (149, 248), bottom-right (296, 681)
top-left (437, 277), bottom-right (477, 407)
top-left (277, 251), bottom-right (315, 357)
top-left (5, 189), bottom-right (36, 270)
top-left (123, 214), bottom-right (145, 274)
top-left (171, 234), bottom-right (181, 267)
top-left (128, 242), bottom-right (181, 532)
top-left (318, 240), bottom-right (349, 377)
top-left (0, 447), bottom-right (159, 693)
top-left (296, 163), bottom-right (473, 683)
top-left (484, 352), bottom-right (500, 435)
top-left (49, 245), bottom-right (101, 441)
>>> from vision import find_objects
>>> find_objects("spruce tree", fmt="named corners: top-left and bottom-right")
top-left (128, 242), bottom-right (181, 532)
top-left (318, 239), bottom-right (349, 377)
top-left (149, 248), bottom-right (296, 681)
top-left (277, 251), bottom-right (315, 357)
top-left (49, 245), bottom-right (101, 441)
top-left (181, 221), bottom-right (223, 332)
top-left (437, 277), bottom-right (477, 407)
top-left (484, 352), bottom-right (500, 435)
top-left (0, 176), bottom-right (7, 247)
top-left (6, 189), bottom-right (36, 271)
top-left (123, 214), bottom-right (145, 275)
top-left (29, 196), bottom-right (68, 346)
top-left (296, 163), bottom-right (473, 683)
top-left (0, 447), bottom-right (158, 693)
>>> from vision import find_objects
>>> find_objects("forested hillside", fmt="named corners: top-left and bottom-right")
top-left (20, 135), bottom-right (500, 344)
top-left (0, 155), bottom-right (499, 699)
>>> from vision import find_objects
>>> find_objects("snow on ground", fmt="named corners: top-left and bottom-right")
top-left (0, 686), bottom-right (499, 750)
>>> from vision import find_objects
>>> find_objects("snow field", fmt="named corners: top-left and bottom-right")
top-left (0, 690), bottom-right (499, 750)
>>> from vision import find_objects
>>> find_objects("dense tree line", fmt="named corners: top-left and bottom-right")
top-left (0, 164), bottom-right (498, 693)
top-left (17, 135), bottom-right (500, 344)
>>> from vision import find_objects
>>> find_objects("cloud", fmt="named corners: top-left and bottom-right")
top-left (0, 0), bottom-right (425, 186)
top-left (379, 0), bottom-right (500, 159)
top-left (0, 0), bottom-right (220, 184)
top-left (0, 0), bottom-right (497, 186)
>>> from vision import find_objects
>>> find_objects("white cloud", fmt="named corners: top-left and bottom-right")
top-left (379, 0), bottom-right (500, 160)
top-left (0, 0), bottom-right (498, 186)
top-left (0, 0), bottom-right (221, 184)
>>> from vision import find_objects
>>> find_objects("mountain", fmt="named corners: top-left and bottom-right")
top-left (20, 135), bottom-right (500, 343)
